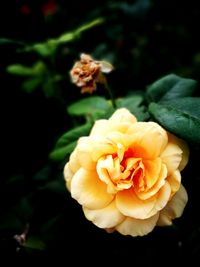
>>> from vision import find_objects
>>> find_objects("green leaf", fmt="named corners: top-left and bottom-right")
top-left (50, 123), bottom-right (92, 161)
top-left (67, 96), bottom-right (111, 117)
top-left (49, 141), bottom-right (77, 161)
top-left (23, 77), bottom-right (42, 93)
top-left (116, 95), bottom-right (149, 121)
top-left (149, 97), bottom-right (200, 143)
top-left (24, 236), bottom-right (46, 250)
top-left (7, 64), bottom-right (34, 76)
top-left (146, 74), bottom-right (197, 103)
top-left (23, 18), bottom-right (104, 57)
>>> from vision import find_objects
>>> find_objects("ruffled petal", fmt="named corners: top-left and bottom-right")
top-left (116, 213), bottom-right (159, 237)
top-left (76, 137), bottom-right (96, 170)
top-left (83, 200), bottom-right (125, 228)
top-left (168, 133), bottom-right (189, 171)
top-left (143, 158), bottom-right (162, 188)
top-left (89, 119), bottom-right (109, 136)
top-left (157, 184), bottom-right (188, 226)
top-left (71, 168), bottom-right (114, 209)
top-left (161, 142), bottom-right (182, 175)
top-left (167, 170), bottom-right (181, 197)
top-left (135, 163), bottom-right (167, 200)
top-left (63, 163), bottom-right (74, 191)
top-left (109, 108), bottom-right (137, 125)
top-left (68, 150), bottom-right (80, 173)
top-left (147, 181), bottom-right (171, 217)
top-left (127, 122), bottom-right (168, 159)
top-left (116, 188), bottom-right (156, 219)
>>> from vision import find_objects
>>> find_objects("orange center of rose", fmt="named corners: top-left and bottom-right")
top-left (97, 145), bottom-right (147, 193)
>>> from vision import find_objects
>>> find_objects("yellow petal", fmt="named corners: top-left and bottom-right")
top-left (116, 213), bottom-right (159, 237)
top-left (135, 163), bottom-right (167, 200)
top-left (90, 119), bottom-right (109, 136)
top-left (147, 181), bottom-right (171, 217)
top-left (167, 170), bottom-right (181, 196)
top-left (83, 200), bottom-right (125, 228)
top-left (76, 137), bottom-right (96, 170)
top-left (71, 168), bottom-right (114, 209)
top-left (116, 188), bottom-right (156, 219)
top-left (63, 163), bottom-right (74, 191)
top-left (91, 136), bottom-right (117, 161)
top-left (161, 142), bottom-right (182, 175)
top-left (168, 133), bottom-right (189, 171)
top-left (68, 150), bottom-right (80, 173)
top-left (127, 122), bottom-right (168, 159)
top-left (157, 184), bottom-right (188, 226)
top-left (109, 108), bottom-right (137, 125)
top-left (143, 158), bottom-right (162, 188)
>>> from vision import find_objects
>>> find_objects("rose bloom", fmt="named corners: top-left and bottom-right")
top-left (70, 53), bottom-right (113, 94)
top-left (64, 108), bottom-right (189, 236)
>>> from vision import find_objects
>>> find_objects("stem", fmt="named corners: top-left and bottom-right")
top-left (104, 80), bottom-right (116, 109)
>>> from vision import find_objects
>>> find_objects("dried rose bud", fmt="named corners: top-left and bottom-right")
top-left (70, 53), bottom-right (113, 94)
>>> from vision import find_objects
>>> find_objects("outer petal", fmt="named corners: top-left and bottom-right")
top-left (161, 142), bottom-right (182, 175)
top-left (157, 184), bottom-right (188, 226)
top-left (63, 163), bottom-right (74, 191)
top-left (116, 213), bottom-right (159, 237)
top-left (135, 163), bottom-right (167, 200)
top-left (116, 188), bottom-right (156, 219)
top-left (147, 181), bottom-right (171, 217)
top-left (127, 122), bottom-right (168, 159)
top-left (167, 170), bottom-right (181, 197)
top-left (68, 150), bottom-right (80, 173)
top-left (76, 137), bottom-right (96, 170)
top-left (83, 200), bottom-right (125, 228)
top-left (89, 119), bottom-right (109, 136)
top-left (168, 133), bottom-right (189, 171)
top-left (71, 168), bottom-right (114, 209)
top-left (109, 108), bottom-right (137, 125)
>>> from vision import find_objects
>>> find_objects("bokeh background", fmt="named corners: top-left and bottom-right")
top-left (1, 0), bottom-right (200, 265)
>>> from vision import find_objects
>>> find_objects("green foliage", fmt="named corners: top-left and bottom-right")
top-left (146, 74), bottom-right (197, 103)
top-left (23, 18), bottom-right (104, 57)
top-left (149, 97), bottom-right (200, 143)
top-left (116, 94), bottom-right (149, 121)
top-left (67, 96), bottom-right (112, 118)
top-left (49, 122), bottom-right (92, 161)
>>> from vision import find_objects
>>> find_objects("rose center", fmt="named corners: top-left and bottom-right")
top-left (97, 146), bottom-right (146, 193)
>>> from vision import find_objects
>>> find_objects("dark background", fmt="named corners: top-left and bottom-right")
top-left (0, 0), bottom-right (200, 265)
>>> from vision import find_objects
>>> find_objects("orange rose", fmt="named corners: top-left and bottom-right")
top-left (64, 108), bottom-right (189, 236)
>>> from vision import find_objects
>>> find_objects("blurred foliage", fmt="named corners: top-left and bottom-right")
top-left (1, 0), bottom-right (200, 265)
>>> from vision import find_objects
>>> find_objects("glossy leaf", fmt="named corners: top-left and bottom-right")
top-left (149, 97), bottom-right (200, 143)
top-left (146, 74), bottom-right (197, 103)
top-left (49, 123), bottom-right (92, 161)
top-left (116, 95), bottom-right (149, 121)
top-left (67, 96), bottom-right (110, 117)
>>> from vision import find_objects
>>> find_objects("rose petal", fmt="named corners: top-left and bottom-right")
top-left (168, 133), bottom-right (189, 171)
top-left (116, 213), bottom-right (159, 237)
top-left (135, 163), bottom-right (167, 200)
top-left (167, 170), bottom-right (181, 197)
top-left (147, 181), bottom-right (171, 217)
top-left (63, 163), bottom-right (74, 191)
top-left (71, 168), bottom-right (114, 209)
top-left (109, 108), bottom-right (137, 125)
top-left (116, 188), bottom-right (156, 219)
top-left (68, 150), bottom-right (80, 173)
top-left (76, 137), bottom-right (96, 170)
top-left (143, 158), bottom-right (162, 188)
top-left (127, 122), bottom-right (168, 159)
top-left (90, 119), bottom-right (109, 136)
top-left (157, 184), bottom-right (188, 226)
top-left (83, 200), bottom-right (125, 228)
top-left (161, 142), bottom-right (182, 175)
